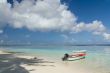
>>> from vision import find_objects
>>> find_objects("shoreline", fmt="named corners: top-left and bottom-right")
top-left (0, 50), bottom-right (105, 73)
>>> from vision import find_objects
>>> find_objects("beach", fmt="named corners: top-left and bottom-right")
top-left (0, 49), bottom-right (102, 73)
top-left (0, 0), bottom-right (110, 73)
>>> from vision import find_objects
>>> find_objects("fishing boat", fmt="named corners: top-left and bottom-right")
top-left (62, 50), bottom-right (86, 61)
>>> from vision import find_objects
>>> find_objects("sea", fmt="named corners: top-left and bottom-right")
top-left (0, 45), bottom-right (110, 73)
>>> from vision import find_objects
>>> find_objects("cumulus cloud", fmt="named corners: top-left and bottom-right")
top-left (7, 0), bottom-right (76, 31)
top-left (0, 0), bottom-right (110, 40)
top-left (71, 20), bottom-right (106, 33)
top-left (102, 33), bottom-right (110, 40)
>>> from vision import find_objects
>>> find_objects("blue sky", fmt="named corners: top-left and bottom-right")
top-left (0, 0), bottom-right (110, 44)
top-left (67, 0), bottom-right (110, 27)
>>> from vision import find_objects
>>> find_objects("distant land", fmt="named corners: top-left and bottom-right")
top-left (0, 43), bottom-right (110, 47)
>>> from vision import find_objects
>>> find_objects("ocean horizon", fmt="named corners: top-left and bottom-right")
top-left (1, 0), bottom-right (110, 73)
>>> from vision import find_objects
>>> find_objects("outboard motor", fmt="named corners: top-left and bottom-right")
top-left (62, 53), bottom-right (69, 61)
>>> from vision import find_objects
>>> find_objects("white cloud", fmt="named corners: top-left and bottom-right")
top-left (102, 33), bottom-right (110, 40)
top-left (0, 0), bottom-right (110, 40)
top-left (0, 0), bottom-right (7, 3)
top-left (0, 30), bottom-right (3, 34)
top-left (71, 20), bottom-right (106, 33)
top-left (0, 0), bottom-right (75, 31)
top-left (61, 34), bottom-right (68, 40)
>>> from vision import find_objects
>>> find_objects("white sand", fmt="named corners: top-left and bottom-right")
top-left (0, 50), bottom-right (99, 73)
top-left (21, 62), bottom-right (98, 73)
top-left (19, 55), bottom-right (98, 73)
top-left (16, 55), bottom-right (34, 59)
top-left (0, 50), bottom-right (10, 54)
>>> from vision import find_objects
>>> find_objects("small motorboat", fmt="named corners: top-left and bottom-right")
top-left (62, 50), bottom-right (86, 61)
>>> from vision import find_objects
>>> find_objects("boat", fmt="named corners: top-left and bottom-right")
top-left (67, 56), bottom-right (85, 61)
top-left (62, 50), bottom-right (86, 61)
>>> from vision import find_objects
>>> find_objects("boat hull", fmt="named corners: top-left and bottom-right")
top-left (67, 56), bottom-right (85, 61)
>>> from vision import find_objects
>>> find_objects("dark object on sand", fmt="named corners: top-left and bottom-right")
top-left (33, 57), bottom-right (37, 59)
top-left (62, 53), bottom-right (69, 61)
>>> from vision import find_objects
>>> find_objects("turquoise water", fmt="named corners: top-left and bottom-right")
top-left (1, 46), bottom-right (110, 72)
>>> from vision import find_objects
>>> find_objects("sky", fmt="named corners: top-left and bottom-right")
top-left (0, 0), bottom-right (110, 44)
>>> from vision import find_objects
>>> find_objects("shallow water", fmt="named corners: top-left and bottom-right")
top-left (1, 46), bottom-right (110, 73)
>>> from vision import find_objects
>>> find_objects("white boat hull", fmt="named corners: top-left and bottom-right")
top-left (67, 56), bottom-right (85, 61)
